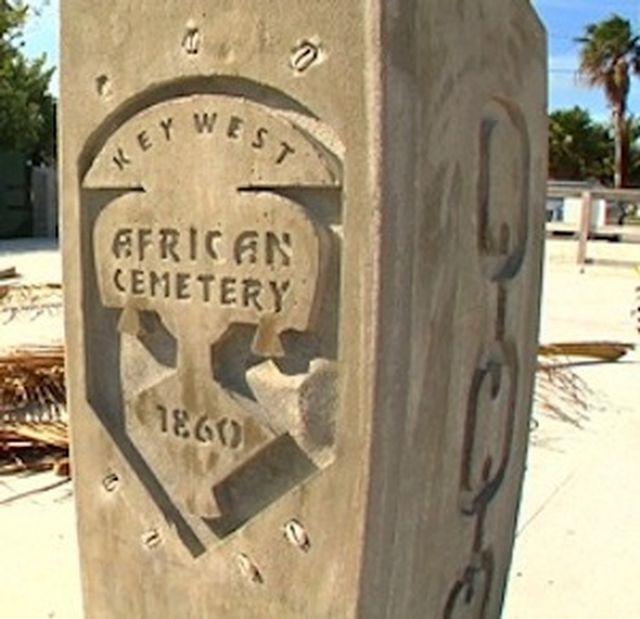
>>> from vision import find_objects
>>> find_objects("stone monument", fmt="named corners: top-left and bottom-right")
top-left (61, 1), bottom-right (546, 617)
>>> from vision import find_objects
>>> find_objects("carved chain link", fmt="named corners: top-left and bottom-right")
top-left (445, 99), bottom-right (531, 618)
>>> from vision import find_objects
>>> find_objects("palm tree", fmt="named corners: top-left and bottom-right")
top-left (576, 15), bottom-right (640, 188)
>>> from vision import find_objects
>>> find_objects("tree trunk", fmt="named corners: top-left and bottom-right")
top-left (613, 104), bottom-right (628, 188)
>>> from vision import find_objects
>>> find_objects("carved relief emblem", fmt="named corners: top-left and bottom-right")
top-left (82, 91), bottom-right (342, 547)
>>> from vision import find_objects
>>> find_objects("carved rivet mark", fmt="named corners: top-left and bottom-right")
top-left (102, 472), bottom-right (119, 493)
top-left (95, 75), bottom-right (112, 99)
top-left (237, 553), bottom-right (263, 584)
top-left (141, 529), bottom-right (162, 550)
top-left (283, 519), bottom-right (311, 552)
top-left (182, 21), bottom-right (200, 55)
top-left (290, 40), bottom-right (320, 73)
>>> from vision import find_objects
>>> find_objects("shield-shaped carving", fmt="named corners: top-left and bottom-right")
top-left (82, 93), bottom-right (342, 545)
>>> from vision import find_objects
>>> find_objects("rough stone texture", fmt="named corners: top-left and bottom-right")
top-left (61, 1), bottom-right (546, 617)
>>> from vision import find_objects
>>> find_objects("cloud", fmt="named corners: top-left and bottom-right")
top-left (549, 51), bottom-right (578, 71)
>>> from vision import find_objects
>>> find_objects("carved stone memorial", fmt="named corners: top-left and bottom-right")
top-left (61, 1), bottom-right (546, 617)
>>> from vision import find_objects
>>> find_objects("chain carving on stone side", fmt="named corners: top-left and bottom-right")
top-left (445, 97), bottom-right (531, 617)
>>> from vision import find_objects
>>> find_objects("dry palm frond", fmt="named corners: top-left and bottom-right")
top-left (534, 356), bottom-right (593, 427)
top-left (0, 345), bottom-right (66, 416)
top-left (0, 283), bottom-right (63, 324)
top-left (1, 420), bottom-right (68, 448)
top-left (535, 340), bottom-right (631, 426)
top-left (0, 345), bottom-right (68, 476)
top-left (0, 266), bottom-right (18, 281)
top-left (538, 341), bottom-right (635, 362)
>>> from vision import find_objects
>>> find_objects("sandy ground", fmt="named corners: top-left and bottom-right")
top-left (0, 239), bottom-right (63, 350)
top-left (0, 239), bottom-right (80, 619)
top-left (0, 237), bottom-right (639, 618)
top-left (504, 239), bottom-right (640, 619)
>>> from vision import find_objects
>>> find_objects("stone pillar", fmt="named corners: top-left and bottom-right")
top-left (61, 2), bottom-right (546, 617)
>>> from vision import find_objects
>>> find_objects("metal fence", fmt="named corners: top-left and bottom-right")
top-left (0, 152), bottom-right (57, 239)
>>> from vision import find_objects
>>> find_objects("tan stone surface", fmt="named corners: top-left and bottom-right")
top-left (61, 2), bottom-right (545, 617)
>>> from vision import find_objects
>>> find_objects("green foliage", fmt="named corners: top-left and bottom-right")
top-left (0, 1), bottom-right (55, 163)
top-left (550, 106), bottom-right (640, 189)
top-left (626, 115), bottom-right (640, 187)
top-left (549, 107), bottom-right (612, 183)
top-left (0, 1), bottom-right (27, 45)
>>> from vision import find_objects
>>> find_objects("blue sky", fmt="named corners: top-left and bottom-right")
top-left (18, 0), bottom-right (640, 123)
top-left (22, 0), bottom-right (59, 94)
top-left (533, 0), bottom-right (640, 120)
